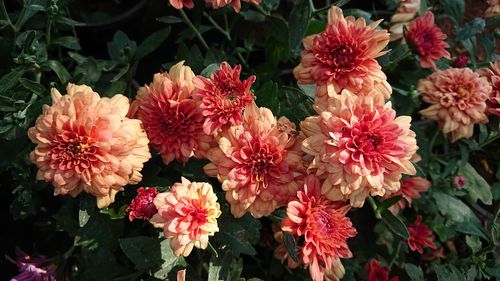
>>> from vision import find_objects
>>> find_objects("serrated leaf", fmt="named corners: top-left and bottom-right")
top-left (289, 0), bottom-right (311, 55)
top-left (465, 235), bottom-right (482, 254)
top-left (208, 251), bottom-right (232, 281)
top-left (433, 264), bottom-right (466, 281)
top-left (454, 18), bottom-right (485, 42)
top-left (404, 263), bottom-right (424, 281)
top-left (154, 239), bottom-right (185, 279)
top-left (381, 210), bottom-right (409, 239)
top-left (459, 163), bottom-right (492, 205)
top-left (440, 0), bottom-right (464, 23)
top-left (135, 27), bottom-right (171, 60)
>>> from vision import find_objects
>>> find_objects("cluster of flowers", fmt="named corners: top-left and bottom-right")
top-left (169, 0), bottom-right (261, 12)
top-left (26, 2), bottom-right (500, 280)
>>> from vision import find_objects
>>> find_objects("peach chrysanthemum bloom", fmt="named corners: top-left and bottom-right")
top-left (294, 5), bottom-right (391, 99)
top-left (301, 90), bottom-right (417, 207)
top-left (194, 62), bottom-right (255, 135)
top-left (477, 60), bottom-right (500, 117)
top-left (204, 102), bottom-right (304, 218)
top-left (485, 0), bottom-right (500, 18)
top-left (281, 175), bottom-right (356, 281)
top-left (169, 0), bottom-right (194, 9)
top-left (388, 0), bottom-right (421, 42)
top-left (150, 177), bottom-right (221, 257)
top-left (404, 11), bottom-right (450, 70)
top-left (418, 68), bottom-right (491, 142)
top-left (205, 0), bottom-right (262, 13)
top-left (28, 84), bottom-right (151, 208)
top-left (131, 61), bottom-right (212, 165)
top-left (383, 177), bottom-right (431, 214)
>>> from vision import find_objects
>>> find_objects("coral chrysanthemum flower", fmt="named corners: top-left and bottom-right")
top-left (485, 0), bottom-right (500, 18)
top-left (204, 102), bottom-right (304, 218)
top-left (406, 216), bottom-right (437, 254)
top-left (132, 61), bottom-right (212, 165)
top-left (294, 5), bottom-right (391, 99)
top-left (478, 60), bottom-right (500, 117)
top-left (301, 90), bottom-right (417, 207)
top-left (418, 68), bottom-right (491, 142)
top-left (126, 187), bottom-right (159, 221)
top-left (365, 259), bottom-right (399, 281)
top-left (404, 11), bottom-right (450, 70)
top-left (194, 62), bottom-right (255, 135)
top-left (281, 175), bottom-right (356, 281)
top-left (28, 84), bottom-right (151, 208)
top-left (150, 177), bottom-right (221, 257)
top-left (205, 0), bottom-right (262, 13)
top-left (169, 0), bottom-right (194, 9)
top-left (383, 177), bottom-right (431, 214)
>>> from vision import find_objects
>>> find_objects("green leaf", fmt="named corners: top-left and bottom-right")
top-left (218, 232), bottom-right (257, 256)
top-left (0, 68), bottom-right (26, 93)
top-left (465, 235), bottom-right (482, 254)
top-left (54, 16), bottom-right (85, 26)
top-left (378, 196), bottom-right (402, 214)
top-left (288, 0), bottom-right (311, 55)
top-left (240, 10), bottom-right (266, 22)
top-left (440, 0), bottom-right (464, 23)
top-left (404, 263), bottom-right (424, 281)
top-left (110, 65), bottom-right (130, 83)
top-left (107, 31), bottom-right (137, 62)
top-left (208, 251), bottom-right (233, 281)
top-left (201, 63), bottom-right (220, 78)
top-left (45, 60), bottom-right (71, 84)
top-left (343, 9), bottom-right (372, 21)
top-left (459, 163), bottom-right (492, 205)
top-left (119, 237), bottom-right (163, 270)
top-left (135, 27), bottom-right (171, 61)
top-left (255, 81), bottom-right (280, 113)
top-left (283, 232), bottom-right (299, 262)
top-left (297, 83), bottom-right (316, 99)
top-left (432, 191), bottom-right (488, 240)
top-left (154, 239), bottom-right (185, 279)
top-left (381, 210), bottom-right (409, 239)
top-left (19, 78), bottom-right (46, 96)
top-left (433, 264), bottom-right (466, 281)
top-left (479, 33), bottom-right (496, 61)
top-left (51, 36), bottom-right (81, 50)
top-left (454, 18), bottom-right (485, 42)
top-left (79, 194), bottom-right (96, 227)
top-left (157, 16), bottom-right (183, 24)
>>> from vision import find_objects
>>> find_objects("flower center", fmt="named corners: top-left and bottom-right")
top-left (241, 139), bottom-right (281, 186)
top-left (316, 40), bottom-right (358, 73)
top-left (49, 130), bottom-right (100, 173)
top-left (310, 209), bottom-right (337, 238)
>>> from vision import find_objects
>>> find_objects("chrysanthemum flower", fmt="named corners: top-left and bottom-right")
top-left (406, 216), bottom-right (437, 254)
top-left (404, 11), bottom-right (450, 69)
top-left (204, 102), bottom-right (304, 218)
top-left (7, 248), bottom-right (61, 281)
top-left (365, 259), bottom-right (399, 281)
top-left (301, 90), bottom-right (417, 207)
top-left (383, 177), bottom-right (431, 214)
top-left (418, 68), bottom-right (491, 142)
top-left (485, 0), bottom-right (500, 18)
top-left (205, 0), bottom-right (262, 13)
top-left (169, 0), bottom-right (194, 9)
top-left (194, 62), bottom-right (255, 135)
top-left (389, 0), bottom-right (421, 41)
top-left (452, 54), bottom-right (469, 68)
top-left (281, 175), bottom-right (356, 281)
top-left (126, 187), bottom-right (159, 221)
top-left (294, 5), bottom-right (391, 98)
top-left (150, 177), bottom-right (221, 257)
top-left (453, 175), bottom-right (467, 189)
top-left (132, 61), bottom-right (212, 165)
top-left (28, 84), bottom-right (151, 208)
top-left (478, 60), bottom-right (500, 117)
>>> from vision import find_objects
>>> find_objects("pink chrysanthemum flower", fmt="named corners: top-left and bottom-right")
top-left (404, 11), bottom-right (451, 69)
top-left (453, 175), bottom-right (467, 189)
top-left (365, 259), bottom-right (399, 281)
top-left (205, 0), bottom-right (262, 13)
top-left (194, 62), bottom-right (255, 135)
top-left (169, 0), bottom-right (194, 9)
top-left (478, 60), bottom-right (500, 117)
top-left (452, 54), bottom-right (469, 68)
top-left (418, 68), bottom-right (491, 142)
top-left (150, 177), bottom-right (221, 257)
top-left (383, 177), bottom-right (431, 214)
top-left (406, 216), bottom-right (437, 254)
top-left (301, 90), bottom-right (417, 207)
top-left (28, 84), bottom-right (151, 208)
top-left (132, 61), bottom-right (212, 165)
top-left (204, 102), bottom-right (304, 218)
top-left (281, 175), bottom-right (356, 281)
top-left (126, 187), bottom-right (159, 221)
top-left (294, 5), bottom-right (391, 99)
top-left (6, 248), bottom-right (67, 281)
top-left (389, 0), bottom-right (421, 42)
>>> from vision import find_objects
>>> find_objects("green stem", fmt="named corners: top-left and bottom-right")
top-left (388, 241), bottom-right (402, 268)
top-left (46, 19), bottom-right (53, 46)
top-left (203, 12), bottom-right (231, 41)
top-left (179, 9), bottom-right (209, 51)
top-left (391, 49), bottom-right (412, 66)
top-left (252, 3), bottom-right (269, 16)
top-left (367, 196), bottom-right (381, 219)
top-left (207, 241), bottom-right (218, 257)
top-left (0, 0), bottom-right (14, 29)
top-left (308, 0), bottom-right (316, 12)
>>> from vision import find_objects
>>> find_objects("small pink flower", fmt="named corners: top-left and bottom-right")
top-left (453, 175), bottom-right (467, 189)
top-left (194, 62), bottom-right (255, 135)
top-left (383, 177), bottom-right (431, 213)
top-left (404, 11), bottom-right (451, 69)
top-left (452, 54), bottom-right (469, 68)
top-left (205, 0), bottom-right (262, 13)
top-left (281, 175), bottom-right (356, 281)
top-left (7, 248), bottom-right (58, 281)
top-left (365, 259), bottom-right (399, 281)
top-left (150, 177), bottom-right (221, 257)
top-left (126, 187), bottom-right (159, 221)
top-left (169, 0), bottom-right (194, 9)
top-left (406, 216), bottom-right (437, 254)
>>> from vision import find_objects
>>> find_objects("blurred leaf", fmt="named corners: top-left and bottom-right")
top-left (19, 78), bottom-right (46, 96)
top-left (278, 86), bottom-right (314, 125)
top-left (107, 31), bottom-right (137, 62)
top-left (289, 0), bottom-right (311, 55)
top-left (154, 239), bottom-right (185, 279)
top-left (110, 64), bottom-right (130, 82)
top-left (255, 81), bottom-right (280, 113)
top-left (79, 194), bottom-right (96, 227)
top-left (54, 16), bottom-right (85, 26)
top-left (218, 232), bottom-right (257, 256)
top-left (0, 67), bottom-right (26, 94)
top-left (459, 163), bottom-right (492, 205)
top-left (479, 33), bottom-right (496, 61)
top-left (135, 27), bottom-right (171, 61)
top-left (283, 232), bottom-right (299, 262)
top-left (208, 251), bottom-right (233, 281)
top-left (51, 36), bottom-right (81, 50)
top-left (45, 60), bottom-right (71, 84)
top-left (343, 9), bottom-right (371, 21)
top-left (381, 210), bottom-right (409, 239)
top-left (433, 264), bottom-right (466, 281)
top-left (297, 83), bottom-right (316, 99)
top-left (440, 0), bottom-right (464, 23)
top-left (240, 10), bottom-right (266, 22)
top-left (454, 18), bottom-right (485, 42)
top-left (378, 196), bottom-right (402, 214)
top-left (119, 237), bottom-right (163, 270)
top-left (404, 263), bottom-right (424, 281)
top-left (465, 235), bottom-right (482, 254)
top-left (157, 16), bottom-right (183, 24)
top-left (201, 63), bottom-right (220, 78)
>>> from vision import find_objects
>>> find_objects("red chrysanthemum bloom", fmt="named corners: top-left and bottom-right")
top-left (301, 90), bottom-right (417, 207)
top-left (404, 11), bottom-right (451, 70)
top-left (126, 187), bottom-right (159, 221)
top-left (364, 259), bottom-right (399, 281)
top-left (281, 175), bottom-right (357, 281)
top-left (406, 216), bottom-right (437, 254)
top-left (294, 5), bottom-right (391, 99)
top-left (452, 54), bottom-right (469, 68)
top-left (204, 102), bottom-right (304, 218)
top-left (194, 62), bottom-right (255, 135)
top-left (478, 60), bottom-right (500, 117)
top-left (132, 61), bottom-right (212, 165)
top-left (383, 177), bottom-right (431, 214)
top-left (28, 84), bottom-right (151, 208)
top-left (169, 0), bottom-right (194, 9)
top-left (418, 68), bottom-right (491, 142)
top-left (205, 0), bottom-right (262, 13)
top-left (453, 175), bottom-right (467, 189)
